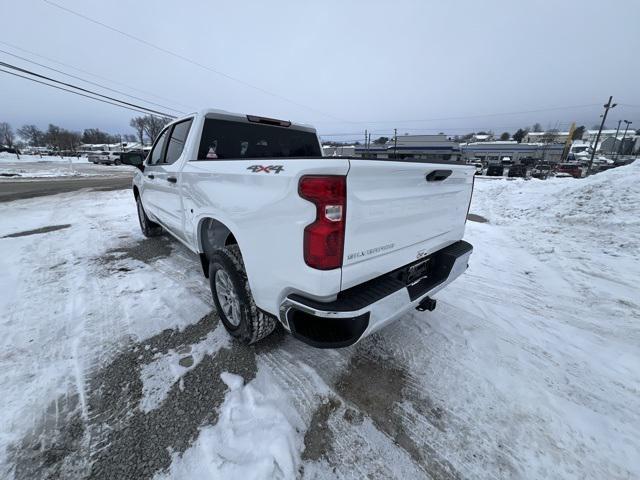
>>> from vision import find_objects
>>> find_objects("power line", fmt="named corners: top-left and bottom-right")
top-left (0, 39), bottom-right (195, 111)
top-left (0, 67), bottom-right (171, 117)
top-left (43, 0), bottom-right (348, 123)
top-left (0, 48), bottom-right (185, 115)
top-left (0, 60), bottom-right (176, 118)
top-left (313, 104), bottom-right (601, 125)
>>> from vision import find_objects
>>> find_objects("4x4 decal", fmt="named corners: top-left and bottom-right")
top-left (247, 165), bottom-right (284, 174)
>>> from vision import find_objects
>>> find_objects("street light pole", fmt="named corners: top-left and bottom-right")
top-left (620, 120), bottom-right (632, 159)
top-left (612, 119), bottom-right (622, 160)
top-left (588, 96), bottom-right (616, 173)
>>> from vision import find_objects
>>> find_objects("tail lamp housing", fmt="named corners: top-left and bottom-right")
top-left (298, 175), bottom-right (346, 270)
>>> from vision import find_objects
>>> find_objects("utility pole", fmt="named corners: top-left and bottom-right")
top-left (393, 128), bottom-right (398, 158)
top-left (620, 120), bottom-right (632, 159)
top-left (612, 120), bottom-right (622, 160)
top-left (364, 129), bottom-right (368, 156)
top-left (367, 132), bottom-right (371, 154)
top-left (588, 96), bottom-right (616, 173)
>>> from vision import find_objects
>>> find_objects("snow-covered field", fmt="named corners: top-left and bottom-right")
top-left (0, 162), bottom-right (638, 479)
top-left (0, 153), bottom-right (134, 179)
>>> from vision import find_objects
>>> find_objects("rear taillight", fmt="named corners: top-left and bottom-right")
top-left (299, 175), bottom-right (346, 270)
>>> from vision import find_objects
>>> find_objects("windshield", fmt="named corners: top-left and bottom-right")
top-left (197, 119), bottom-right (321, 160)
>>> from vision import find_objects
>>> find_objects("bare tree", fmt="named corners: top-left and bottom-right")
top-left (532, 123), bottom-right (543, 132)
top-left (130, 116), bottom-right (146, 146)
top-left (0, 122), bottom-right (16, 147)
top-left (82, 128), bottom-right (117, 144)
top-left (499, 132), bottom-right (510, 140)
top-left (142, 115), bottom-right (171, 143)
top-left (17, 124), bottom-right (44, 146)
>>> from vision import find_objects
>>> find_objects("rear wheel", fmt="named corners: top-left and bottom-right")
top-left (136, 195), bottom-right (162, 237)
top-left (209, 245), bottom-right (277, 344)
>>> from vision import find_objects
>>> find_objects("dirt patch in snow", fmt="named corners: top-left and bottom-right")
top-left (98, 237), bottom-right (173, 268)
top-left (467, 213), bottom-right (488, 223)
top-left (302, 397), bottom-right (341, 462)
top-left (11, 312), bottom-right (287, 480)
top-left (333, 347), bottom-right (460, 480)
top-left (2, 224), bottom-right (71, 238)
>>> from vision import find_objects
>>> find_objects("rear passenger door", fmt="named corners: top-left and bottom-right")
top-left (141, 127), bottom-right (170, 221)
top-left (144, 118), bottom-right (193, 237)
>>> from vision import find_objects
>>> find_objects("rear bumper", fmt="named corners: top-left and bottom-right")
top-left (279, 240), bottom-right (472, 348)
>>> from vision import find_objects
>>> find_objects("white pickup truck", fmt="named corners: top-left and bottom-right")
top-left (124, 109), bottom-right (474, 348)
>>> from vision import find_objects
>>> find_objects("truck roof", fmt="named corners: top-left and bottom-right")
top-left (172, 109), bottom-right (317, 134)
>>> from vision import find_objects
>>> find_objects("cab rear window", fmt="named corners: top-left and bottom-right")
top-left (197, 119), bottom-right (321, 160)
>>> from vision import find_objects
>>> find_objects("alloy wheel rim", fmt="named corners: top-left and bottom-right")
top-left (215, 269), bottom-right (241, 327)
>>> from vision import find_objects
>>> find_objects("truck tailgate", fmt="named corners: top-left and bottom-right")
top-left (341, 160), bottom-right (474, 290)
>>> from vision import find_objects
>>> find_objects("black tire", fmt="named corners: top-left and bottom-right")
top-left (209, 245), bottom-right (277, 344)
top-left (136, 195), bottom-right (162, 237)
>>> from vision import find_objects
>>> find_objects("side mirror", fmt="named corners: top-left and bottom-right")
top-left (120, 153), bottom-right (145, 171)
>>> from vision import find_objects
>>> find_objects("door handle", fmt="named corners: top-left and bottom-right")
top-left (167, 176), bottom-right (177, 184)
top-left (426, 170), bottom-right (452, 182)
top-left (147, 174), bottom-right (155, 179)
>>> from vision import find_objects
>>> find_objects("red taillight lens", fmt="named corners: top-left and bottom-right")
top-left (299, 175), bottom-right (346, 270)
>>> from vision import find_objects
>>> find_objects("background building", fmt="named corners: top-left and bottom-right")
top-left (354, 134), bottom-right (461, 161)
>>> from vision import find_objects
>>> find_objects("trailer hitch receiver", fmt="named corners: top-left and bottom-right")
top-left (416, 296), bottom-right (437, 312)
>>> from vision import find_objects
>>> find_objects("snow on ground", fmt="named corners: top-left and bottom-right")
top-left (0, 153), bottom-right (90, 164)
top-left (0, 155), bottom-right (135, 179)
top-left (0, 190), bottom-right (212, 475)
top-left (156, 366), bottom-right (305, 480)
top-left (0, 162), bottom-right (638, 479)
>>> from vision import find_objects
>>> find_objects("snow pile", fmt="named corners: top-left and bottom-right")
top-left (0, 166), bottom-right (91, 178)
top-left (0, 152), bottom-right (89, 163)
top-left (474, 160), bottom-right (639, 249)
top-left (157, 368), bottom-right (304, 480)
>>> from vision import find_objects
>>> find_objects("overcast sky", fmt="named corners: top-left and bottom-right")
top-left (2, 0), bottom-right (639, 141)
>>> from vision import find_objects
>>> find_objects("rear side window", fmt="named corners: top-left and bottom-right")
top-left (197, 119), bottom-right (321, 160)
top-left (165, 119), bottom-right (193, 164)
top-left (149, 128), bottom-right (169, 165)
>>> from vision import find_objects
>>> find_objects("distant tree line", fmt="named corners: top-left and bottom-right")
top-left (0, 115), bottom-right (171, 152)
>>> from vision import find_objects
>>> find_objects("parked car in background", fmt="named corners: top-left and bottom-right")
top-left (473, 162), bottom-right (483, 175)
top-left (557, 163), bottom-right (583, 179)
top-left (88, 151), bottom-right (108, 164)
top-left (507, 164), bottom-right (528, 178)
top-left (88, 151), bottom-right (122, 165)
top-left (486, 165), bottom-right (504, 176)
top-left (531, 164), bottom-right (551, 179)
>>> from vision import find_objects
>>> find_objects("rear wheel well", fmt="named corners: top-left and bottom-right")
top-left (199, 218), bottom-right (238, 278)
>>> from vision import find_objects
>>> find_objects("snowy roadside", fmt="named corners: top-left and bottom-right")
top-left (0, 153), bottom-right (90, 163)
top-left (0, 163), bottom-right (638, 479)
top-left (0, 159), bottom-right (135, 179)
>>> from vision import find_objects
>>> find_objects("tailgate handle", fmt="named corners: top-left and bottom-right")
top-left (426, 170), bottom-right (452, 182)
